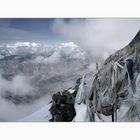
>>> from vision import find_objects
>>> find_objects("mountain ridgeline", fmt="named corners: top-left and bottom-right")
top-left (48, 30), bottom-right (140, 122)
top-left (89, 30), bottom-right (140, 122)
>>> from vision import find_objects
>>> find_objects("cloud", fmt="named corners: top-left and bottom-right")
top-left (58, 42), bottom-right (86, 60)
top-left (0, 73), bottom-right (39, 121)
top-left (0, 73), bottom-right (53, 121)
top-left (0, 74), bottom-right (33, 96)
top-left (52, 18), bottom-right (140, 60)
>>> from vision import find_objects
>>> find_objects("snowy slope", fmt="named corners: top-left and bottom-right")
top-left (19, 103), bottom-right (52, 122)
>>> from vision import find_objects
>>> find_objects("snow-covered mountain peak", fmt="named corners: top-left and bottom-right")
top-left (0, 41), bottom-right (85, 56)
top-left (58, 42), bottom-right (78, 49)
top-left (5, 42), bottom-right (44, 55)
top-left (7, 42), bottom-right (41, 49)
top-left (0, 41), bottom-right (88, 64)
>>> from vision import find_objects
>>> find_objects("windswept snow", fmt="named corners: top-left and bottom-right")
top-left (74, 75), bottom-right (91, 122)
top-left (73, 103), bottom-right (90, 122)
top-left (75, 75), bottom-right (86, 104)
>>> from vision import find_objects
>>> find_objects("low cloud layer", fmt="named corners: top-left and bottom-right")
top-left (53, 18), bottom-right (140, 60)
top-left (0, 74), bottom-right (37, 121)
top-left (0, 74), bottom-right (33, 96)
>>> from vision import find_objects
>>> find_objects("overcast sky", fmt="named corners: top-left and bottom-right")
top-left (0, 18), bottom-right (140, 58)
